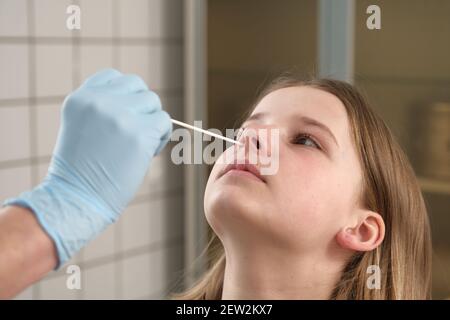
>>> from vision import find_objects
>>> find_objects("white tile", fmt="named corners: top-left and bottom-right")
top-left (64, 250), bottom-right (82, 266)
top-left (136, 155), bottom-right (165, 197)
top-left (83, 262), bottom-right (116, 299)
top-left (55, 258), bottom-right (83, 276)
top-left (160, 45), bottom-right (183, 89)
top-left (118, 0), bottom-right (183, 39)
top-left (37, 162), bottom-right (50, 182)
top-left (39, 261), bottom-right (84, 299)
top-left (148, 290), bottom-right (165, 299)
top-left (148, 249), bottom-right (166, 295)
top-left (119, 45), bottom-right (181, 91)
top-left (160, 0), bottom-right (183, 38)
top-left (120, 202), bottom-right (152, 251)
top-left (36, 45), bottom-right (73, 97)
top-left (0, 166), bottom-right (32, 201)
top-left (13, 286), bottom-right (33, 300)
top-left (118, 0), bottom-right (154, 38)
top-left (79, 45), bottom-right (114, 83)
top-left (39, 275), bottom-right (80, 299)
top-left (147, 246), bottom-right (185, 299)
top-left (34, 0), bottom-right (73, 37)
top-left (0, 44), bottom-right (29, 99)
top-left (0, 0), bottom-right (28, 36)
top-left (0, 106), bottom-right (30, 162)
top-left (121, 253), bottom-right (151, 299)
top-left (165, 244), bottom-right (184, 285)
top-left (36, 104), bottom-right (61, 157)
top-left (148, 200), bottom-right (165, 245)
top-left (79, 0), bottom-right (113, 38)
top-left (119, 45), bottom-right (161, 90)
top-left (81, 223), bottom-right (116, 262)
top-left (137, 93), bottom-right (184, 196)
top-left (160, 94), bottom-right (183, 120)
top-left (122, 196), bottom-right (183, 248)
top-left (163, 196), bottom-right (184, 241)
top-left (163, 151), bottom-right (184, 190)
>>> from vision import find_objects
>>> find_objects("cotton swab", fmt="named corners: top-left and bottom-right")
top-left (171, 119), bottom-right (242, 145)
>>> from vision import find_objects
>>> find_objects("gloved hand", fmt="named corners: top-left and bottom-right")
top-left (3, 69), bottom-right (172, 267)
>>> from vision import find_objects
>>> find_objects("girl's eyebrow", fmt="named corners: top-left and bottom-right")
top-left (297, 116), bottom-right (339, 147)
top-left (245, 112), bottom-right (266, 123)
top-left (244, 112), bottom-right (339, 147)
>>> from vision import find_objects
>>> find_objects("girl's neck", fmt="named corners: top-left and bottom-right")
top-left (220, 243), bottom-right (345, 300)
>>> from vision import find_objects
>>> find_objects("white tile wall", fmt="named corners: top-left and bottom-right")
top-left (34, 0), bottom-right (73, 37)
top-left (0, 44), bottom-right (29, 99)
top-left (36, 45), bottom-right (73, 97)
top-left (118, 0), bottom-right (154, 38)
top-left (0, 167), bottom-right (32, 200)
top-left (80, 45), bottom-right (114, 81)
top-left (148, 248), bottom-right (166, 296)
top-left (164, 196), bottom-right (184, 241)
top-left (39, 275), bottom-right (80, 300)
top-left (37, 162), bottom-right (50, 182)
top-left (79, 0), bottom-right (113, 38)
top-left (0, 106), bottom-right (30, 161)
top-left (160, 45), bottom-right (183, 89)
top-left (0, 0), bottom-right (28, 37)
top-left (117, 0), bottom-right (183, 39)
top-left (136, 155), bottom-right (165, 197)
top-left (120, 202), bottom-right (154, 252)
top-left (121, 252), bottom-right (151, 299)
top-left (161, 94), bottom-right (183, 120)
top-left (81, 223), bottom-right (116, 262)
top-left (1, 0), bottom-right (185, 300)
top-left (36, 104), bottom-right (61, 157)
top-left (160, 0), bottom-right (183, 38)
top-left (13, 286), bottom-right (33, 300)
top-left (119, 45), bottom-right (161, 90)
top-left (83, 262), bottom-right (116, 299)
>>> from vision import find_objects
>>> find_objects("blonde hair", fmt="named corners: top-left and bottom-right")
top-left (172, 75), bottom-right (432, 300)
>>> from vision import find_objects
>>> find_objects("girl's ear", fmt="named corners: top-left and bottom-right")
top-left (336, 210), bottom-right (385, 252)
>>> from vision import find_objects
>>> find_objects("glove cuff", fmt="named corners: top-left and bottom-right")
top-left (2, 179), bottom-right (111, 268)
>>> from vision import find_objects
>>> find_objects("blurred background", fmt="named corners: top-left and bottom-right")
top-left (0, 0), bottom-right (449, 299)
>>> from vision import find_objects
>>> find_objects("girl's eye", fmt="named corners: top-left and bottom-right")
top-left (292, 133), bottom-right (321, 149)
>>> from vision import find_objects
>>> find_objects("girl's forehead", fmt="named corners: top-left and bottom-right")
top-left (251, 86), bottom-right (349, 129)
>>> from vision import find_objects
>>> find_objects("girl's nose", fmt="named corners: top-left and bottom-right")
top-left (238, 127), bottom-right (268, 154)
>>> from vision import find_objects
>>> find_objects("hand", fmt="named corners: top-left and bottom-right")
top-left (3, 69), bottom-right (172, 266)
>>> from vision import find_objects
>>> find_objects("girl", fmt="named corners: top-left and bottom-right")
top-left (174, 75), bottom-right (432, 300)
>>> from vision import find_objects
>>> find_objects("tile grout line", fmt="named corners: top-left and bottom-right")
top-left (71, 0), bottom-right (83, 300)
top-left (26, 0), bottom-right (39, 300)
top-left (112, 0), bottom-right (122, 300)
top-left (0, 36), bottom-right (183, 45)
top-left (148, 1), bottom-right (155, 295)
top-left (49, 237), bottom-right (184, 280)
top-left (7, 0), bottom-right (185, 299)
top-left (0, 89), bottom-right (183, 107)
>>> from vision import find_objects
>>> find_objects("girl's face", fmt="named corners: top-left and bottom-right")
top-left (204, 86), bottom-right (364, 254)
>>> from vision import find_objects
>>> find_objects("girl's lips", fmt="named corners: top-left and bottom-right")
top-left (221, 163), bottom-right (266, 182)
top-left (224, 169), bottom-right (263, 182)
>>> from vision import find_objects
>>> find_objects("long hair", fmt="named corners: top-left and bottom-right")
top-left (172, 74), bottom-right (432, 300)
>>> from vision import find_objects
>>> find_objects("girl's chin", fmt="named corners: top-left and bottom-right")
top-left (206, 191), bottom-right (268, 225)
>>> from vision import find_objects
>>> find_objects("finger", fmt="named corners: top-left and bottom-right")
top-left (105, 74), bottom-right (149, 94)
top-left (120, 91), bottom-right (162, 114)
top-left (82, 68), bottom-right (122, 87)
top-left (139, 111), bottom-right (173, 155)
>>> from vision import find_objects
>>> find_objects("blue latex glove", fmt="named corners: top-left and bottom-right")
top-left (3, 69), bottom-right (172, 267)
